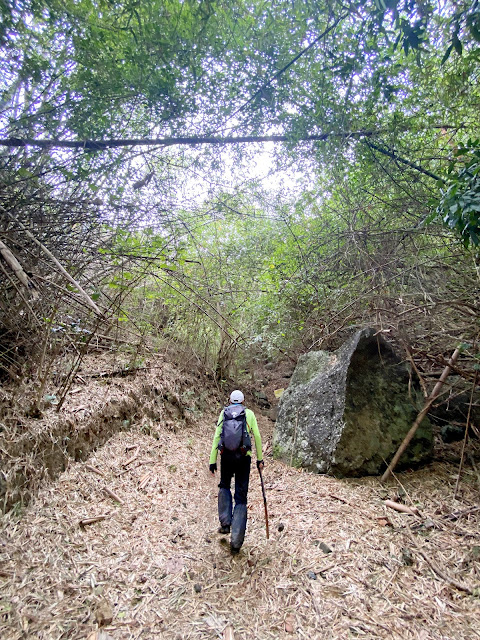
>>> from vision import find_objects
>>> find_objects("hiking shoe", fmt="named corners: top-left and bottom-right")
top-left (230, 545), bottom-right (240, 556)
top-left (218, 525), bottom-right (230, 534)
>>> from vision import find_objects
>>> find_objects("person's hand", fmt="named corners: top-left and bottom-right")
top-left (257, 460), bottom-right (264, 471)
top-left (209, 463), bottom-right (217, 476)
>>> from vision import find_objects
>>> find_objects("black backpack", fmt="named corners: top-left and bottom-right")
top-left (218, 404), bottom-right (252, 455)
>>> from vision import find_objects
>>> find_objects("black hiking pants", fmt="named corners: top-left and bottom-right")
top-left (218, 450), bottom-right (251, 550)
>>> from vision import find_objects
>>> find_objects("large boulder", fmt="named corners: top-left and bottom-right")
top-left (273, 328), bottom-right (433, 476)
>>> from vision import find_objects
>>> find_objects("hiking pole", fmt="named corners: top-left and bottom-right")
top-left (258, 466), bottom-right (270, 540)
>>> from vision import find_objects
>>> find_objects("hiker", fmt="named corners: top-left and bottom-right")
top-left (209, 390), bottom-right (263, 554)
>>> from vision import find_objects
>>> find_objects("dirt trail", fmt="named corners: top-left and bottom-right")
top-left (1, 412), bottom-right (480, 640)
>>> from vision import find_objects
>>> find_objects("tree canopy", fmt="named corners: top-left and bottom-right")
top-left (0, 0), bottom-right (479, 386)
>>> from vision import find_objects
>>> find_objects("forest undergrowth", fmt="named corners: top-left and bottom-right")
top-left (1, 364), bottom-right (480, 640)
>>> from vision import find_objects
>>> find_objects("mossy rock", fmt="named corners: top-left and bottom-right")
top-left (273, 328), bottom-right (432, 476)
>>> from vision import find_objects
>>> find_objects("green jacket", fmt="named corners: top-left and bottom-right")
top-left (209, 406), bottom-right (263, 464)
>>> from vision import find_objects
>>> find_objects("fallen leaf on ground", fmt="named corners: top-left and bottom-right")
top-left (224, 624), bottom-right (235, 640)
top-left (285, 614), bottom-right (295, 633)
top-left (377, 517), bottom-right (393, 527)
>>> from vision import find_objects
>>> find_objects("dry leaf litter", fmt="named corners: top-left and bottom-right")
top-left (1, 367), bottom-right (480, 640)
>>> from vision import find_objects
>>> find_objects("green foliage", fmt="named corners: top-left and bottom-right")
top-left (2, 0), bottom-right (478, 147)
top-left (441, 1), bottom-right (480, 64)
top-left (437, 141), bottom-right (480, 247)
top-left (1, 0), bottom-right (479, 382)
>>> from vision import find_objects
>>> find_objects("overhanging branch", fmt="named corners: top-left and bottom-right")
top-left (364, 140), bottom-right (444, 183)
top-left (1, 128), bottom-right (454, 182)
top-left (1, 130), bottom-right (380, 150)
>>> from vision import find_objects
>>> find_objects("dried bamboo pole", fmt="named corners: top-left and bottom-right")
top-left (139, 472), bottom-right (152, 490)
top-left (0, 239), bottom-right (29, 287)
top-left (103, 487), bottom-right (124, 504)
top-left (384, 500), bottom-right (419, 515)
top-left (381, 346), bottom-right (461, 482)
top-left (85, 464), bottom-right (105, 477)
top-left (79, 515), bottom-right (108, 527)
top-left (6, 212), bottom-right (101, 315)
top-left (123, 449), bottom-right (139, 467)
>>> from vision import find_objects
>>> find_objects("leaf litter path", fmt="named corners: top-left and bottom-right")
top-left (1, 415), bottom-right (480, 640)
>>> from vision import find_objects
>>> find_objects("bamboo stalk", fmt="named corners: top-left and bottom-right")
top-left (7, 213), bottom-right (101, 315)
top-left (103, 487), bottom-right (124, 504)
top-left (381, 346), bottom-right (461, 482)
top-left (79, 515), bottom-right (107, 526)
top-left (85, 464), bottom-right (104, 477)
top-left (414, 547), bottom-right (474, 595)
top-left (123, 450), bottom-right (139, 467)
top-left (139, 473), bottom-right (152, 490)
top-left (384, 500), bottom-right (419, 515)
top-left (0, 239), bottom-right (29, 287)
top-left (0, 260), bottom-right (39, 323)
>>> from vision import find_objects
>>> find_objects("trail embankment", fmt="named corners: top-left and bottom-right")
top-left (0, 354), bottom-right (210, 512)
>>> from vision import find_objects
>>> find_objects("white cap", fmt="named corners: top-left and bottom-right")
top-left (230, 390), bottom-right (244, 404)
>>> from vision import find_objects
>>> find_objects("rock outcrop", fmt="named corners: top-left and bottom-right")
top-left (273, 328), bottom-right (433, 476)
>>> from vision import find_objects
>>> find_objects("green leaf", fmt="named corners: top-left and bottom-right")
top-left (441, 44), bottom-right (453, 65)
top-left (469, 229), bottom-right (480, 246)
top-left (452, 35), bottom-right (463, 56)
top-left (374, 0), bottom-right (387, 11)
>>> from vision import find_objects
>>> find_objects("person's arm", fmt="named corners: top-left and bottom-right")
top-left (246, 409), bottom-right (263, 464)
top-left (209, 411), bottom-right (224, 469)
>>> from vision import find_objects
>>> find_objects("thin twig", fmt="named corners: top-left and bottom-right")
top-left (454, 370), bottom-right (479, 499)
